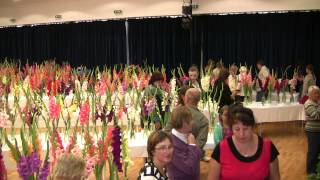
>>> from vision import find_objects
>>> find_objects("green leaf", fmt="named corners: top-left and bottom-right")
top-left (20, 128), bottom-right (29, 156)
top-left (31, 125), bottom-right (38, 152)
top-left (4, 134), bottom-right (20, 162)
top-left (44, 141), bottom-right (50, 162)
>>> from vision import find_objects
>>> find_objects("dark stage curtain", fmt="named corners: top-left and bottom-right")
top-left (0, 11), bottom-right (319, 76)
top-left (0, 21), bottom-right (126, 67)
top-left (128, 17), bottom-right (192, 71)
top-left (193, 11), bottom-right (320, 76)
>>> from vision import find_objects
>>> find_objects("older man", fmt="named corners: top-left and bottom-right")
top-left (304, 85), bottom-right (320, 175)
top-left (164, 88), bottom-right (209, 161)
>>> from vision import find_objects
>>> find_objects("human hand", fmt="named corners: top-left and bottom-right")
top-left (187, 133), bottom-right (196, 145)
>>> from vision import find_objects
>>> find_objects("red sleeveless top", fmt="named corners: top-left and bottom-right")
top-left (219, 137), bottom-right (271, 180)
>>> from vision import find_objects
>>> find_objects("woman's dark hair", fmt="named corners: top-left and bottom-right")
top-left (229, 104), bottom-right (255, 127)
top-left (306, 64), bottom-right (313, 73)
top-left (218, 68), bottom-right (229, 81)
top-left (177, 85), bottom-right (190, 105)
top-left (147, 131), bottom-right (172, 158)
top-left (218, 105), bottom-right (229, 122)
top-left (149, 71), bottom-right (164, 85)
top-left (257, 59), bottom-right (265, 66)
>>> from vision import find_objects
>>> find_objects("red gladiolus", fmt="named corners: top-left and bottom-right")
top-left (49, 96), bottom-right (61, 120)
top-left (80, 102), bottom-right (90, 126)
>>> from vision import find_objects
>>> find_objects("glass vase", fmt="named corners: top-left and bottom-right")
top-left (282, 92), bottom-right (287, 103)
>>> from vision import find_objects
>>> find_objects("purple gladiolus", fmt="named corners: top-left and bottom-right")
top-left (112, 126), bottom-right (122, 172)
top-left (17, 156), bottom-right (32, 180)
top-left (0, 147), bottom-right (7, 180)
top-left (29, 152), bottom-right (41, 173)
top-left (39, 161), bottom-right (50, 180)
top-left (17, 152), bottom-right (42, 180)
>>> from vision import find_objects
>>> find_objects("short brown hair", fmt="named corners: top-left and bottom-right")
top-left (306, 64), bottom-right (313, 72)
top-left (149, 71), bottom-right (164, 85)
top-left (229, 105), bottom-right (255, 127)
top-left (147, 131), bottom-right (172, 158)
top-left (188, 65), bottom-right (199, 73)
top-left (218, 68), bottom-right (229, 81)
top-left (49, 153), bottom-right (86, 180)
top-left (178, 85), bottom-right (190, 105)
top-left (171, 106), bottom-right (192, 129)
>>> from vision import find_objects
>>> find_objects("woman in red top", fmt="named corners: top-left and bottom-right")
top-left (207, 105), bottom-right (280, 180)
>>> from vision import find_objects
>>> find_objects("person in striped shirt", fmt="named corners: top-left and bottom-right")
top-left (304, 85), bottom-right (320, 175)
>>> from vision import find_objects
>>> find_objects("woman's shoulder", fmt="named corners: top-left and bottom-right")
top-left (138, 162), bottom-right (167, 180)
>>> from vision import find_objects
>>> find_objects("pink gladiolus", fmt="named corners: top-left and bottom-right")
top-left (49, 96), bottom-right (61, 120)
top-left (98, 80), bottom-right (107, 96)
top-left (80, 103), bottom-right (90, 125)
top-left (181, 75), bottom-right (190, 82)
top-left (85, 156), bottom-right (96, 175)
top-left (133, 79), bottom-right (138, 89)
top-left (0, 112), bottom-right (8, 128)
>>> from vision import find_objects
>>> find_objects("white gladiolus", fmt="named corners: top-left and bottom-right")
top-left (62, 109), bottom-right (69, 120)
top-left (64, 94), bottom-right (74, 107)
top-left (7, 94), bottom-right (14, 110)
top-left (42, 95), bottom-right (50, 110)
top-left (75, 80), bottom-right (81, 91)
top-left (198, 99), bottom-right (204, 111)
top-left (82, 81), bottom-right (88, 92)
top-left (19, 96), bottom-right (27, 110)
top-left (100, 95), bottom-right (107, 106)
top-left (170, 78), bottom-right (176, 93)
top-left (201, 76), bottom-right (211, 92)
top-left (72, 108), bottom-right (80, 121)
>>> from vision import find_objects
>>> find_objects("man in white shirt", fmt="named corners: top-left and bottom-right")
top-left (256, 59), bottom-right (270, 101)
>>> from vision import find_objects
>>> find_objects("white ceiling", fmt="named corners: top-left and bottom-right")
top-left (0, 0), bottom-right (319, 26)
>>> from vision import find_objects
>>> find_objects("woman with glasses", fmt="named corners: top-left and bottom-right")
top-left (167, 106), bottom-right (202, 180)
top-left (137, 131), bottom-right (173, 180)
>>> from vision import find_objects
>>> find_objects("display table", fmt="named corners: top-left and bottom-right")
top-left (244, 102), bottom-right (306, 123)
top-left (2, 131), bottom-right (215, 171)
top-left (128, 132), bottom-right (215, 157)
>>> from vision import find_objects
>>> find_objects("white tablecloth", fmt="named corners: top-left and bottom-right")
top-left (244, 102), bottom-right (306, 123)
top-left (128, 132), bottom-right (215, 157)
top-left (3, 131), bottom-right (215, 171)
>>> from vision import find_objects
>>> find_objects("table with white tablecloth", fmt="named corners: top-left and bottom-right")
top-left (128, 132), bottom-right (215, 157)
top-left (3, 131), bottom-right (215, 171)
top-left (244, 102), bottom-right (306, 123)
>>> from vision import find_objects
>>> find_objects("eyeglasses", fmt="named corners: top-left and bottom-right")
top-left (155, 145), bottom-right (174, 152)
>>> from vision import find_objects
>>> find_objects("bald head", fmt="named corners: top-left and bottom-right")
top-left (185, 88), bottom-right (201, 106)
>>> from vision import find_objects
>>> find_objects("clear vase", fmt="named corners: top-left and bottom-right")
top-left (244, 95), bottom-right (248, 105)
top-left (268, 91), bottom-right (272, 104)
top-left (261, 95), bottom-right (265, 106)
top-left (282, 92), bottom-right (287, 103)
top-left (290, 93), bottom-right (294, 103)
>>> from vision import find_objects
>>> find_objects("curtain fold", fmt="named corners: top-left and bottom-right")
top-left (0, 11), bottom-right (319, 77)
top-left (0, 21), bottom-right (126, 67)
top-left (128, 17), bottom-right (191, 71)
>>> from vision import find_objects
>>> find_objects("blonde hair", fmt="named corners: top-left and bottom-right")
top-left (49, 154), bottom-right (86, 180)
top-left (239, 66), bottom-right (247, 73)
top-left (308, 85), bottom-right (320, 96)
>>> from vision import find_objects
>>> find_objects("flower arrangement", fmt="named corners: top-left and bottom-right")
top-left (239, 66), bottom-right (253, 104)
top-left (0, 60), bottom-right (222, 180)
